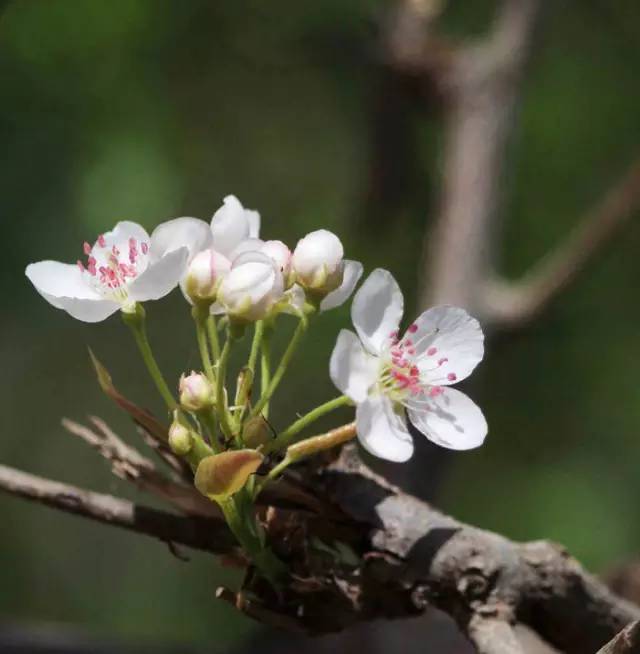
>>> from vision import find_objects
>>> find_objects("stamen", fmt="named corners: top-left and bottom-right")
top-left (427, 347), bottom-right (437, 356)
top-left (97, 234), bottom-right (106, 247)
top-left (83, 242), bottom-right (92, 255)
top-left (77, 260), bottom-right (85, 272)
top-left (407, 323), bottom-right (418, 333)
top-left (447, 372), bottom-right (457, 382)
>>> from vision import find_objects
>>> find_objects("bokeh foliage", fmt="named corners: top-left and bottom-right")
top-left (1, 0), bottom-right (640, 647)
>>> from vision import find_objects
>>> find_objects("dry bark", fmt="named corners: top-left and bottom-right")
top-left (1, 442), bottom-right (638, 653)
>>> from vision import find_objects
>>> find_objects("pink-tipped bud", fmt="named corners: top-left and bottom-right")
top-left (179, 372), bottom-right (214, 412)
top-left (184, 248), bottom-right (230, 304)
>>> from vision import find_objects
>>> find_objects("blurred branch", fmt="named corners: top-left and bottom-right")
top-left (414, 0), bottom-right (542, 315)
top-left (0, 463), bottom-right (234, 554)
top-left (1, 442), bottom-right (638, 650)
top-left (596, 621), bottom-right (640, 654)
top-left (482, 157), bottom-right (640, 327)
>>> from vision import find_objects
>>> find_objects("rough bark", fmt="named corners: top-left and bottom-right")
top-left (1, 445), bottom-right (638, 652)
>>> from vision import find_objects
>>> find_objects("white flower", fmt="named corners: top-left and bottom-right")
top-left (330, 268), bottom-right (487, 462)
top-left (25, 221), bottom-right (189, 323)
top-left (292, 229), bottom-right (363, 312)
top-left (218, 252), bottom-right (284, 321)
top-left (150, 194), bottom-right (261, 267)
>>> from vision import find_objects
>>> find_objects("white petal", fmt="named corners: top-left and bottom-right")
top-left (26, 261), bottom-right (103, 302)
top-left (408, 306), bottom-right (484, 385)
top-left (229, 237), bottom-right (265, 260)
top-left (150, 217), bottom-right (213, 260)
top-left (407, 387), bottom-right (487, 451)
top-left (51, 296), bottom-right (121, 322)
top-left (247, 210), bottom-right (261, 238)
top-left (351, 268), bottom-right (403, 355)
top-left (103, 221), bottom-right (150, 247)
top-left (356, 395), bottom-right (413, 462)
top-left (329, 329), bottom-right (379, 403)
top-left (128, 247), bottom-right (189, 302)
top-left (210, 195), bottom-right (253, 257)
top-left (320, 260), bottom-right (363, 312)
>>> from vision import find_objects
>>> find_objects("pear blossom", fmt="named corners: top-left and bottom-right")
top-left (330, 268), bottom-right (487, 462)
top-left (218, 252), bottom-right (285, 321)
top-left (152, 195), bottom-right (261, 265)
top-left (292, 229), bottom-right (363, 312)
top-left (25, 221), bottom-right (189, 323)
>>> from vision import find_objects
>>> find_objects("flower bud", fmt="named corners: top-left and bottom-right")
top-left (218, 252), bottom-right (284, 321)
top-left (194, 450), bottom-right (264, 500)
top-left (242, 415), bottom-right (272, 448)
top-left (168, 420), bottom-right (193, 456)
top-left (292, 229), bottom-right (344, 294)
top-left (184, 248), bottom-right (230, 305)
top-left (179, 371), bottom-right (214, 411)
top-left (261, 240), bottom-right (292, 282)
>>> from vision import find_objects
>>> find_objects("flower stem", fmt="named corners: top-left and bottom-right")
top-left (218, 495), bottom-right (284, 586)
top-left (192, 305), bottom-right (215, 384)
top-left (262, 422), bottom-right (357, 488)
top-left (234, 321), bottom-right (264, 428)
top-left (122, 305), bottom-right (176, 411)
top-left (249, 317), bottom-right (307, 419)
top-left (260, 324), bottom-right (273, 419)
top-left (216, 333), bottom-right (235, 440)
top-left (266, 395), bottom-right (352, 453)
top-left (207, 315), bottom-right (221, 362)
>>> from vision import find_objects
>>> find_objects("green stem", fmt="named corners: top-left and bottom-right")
top-left (122, 306), bottom-right (176, 411)
top-left (216, 334), bottom-right (235, 440)
top-left (249, 318), bottom-right (307, 419)
top-left (234, 321), bottom-right (264, 427)
top-left (266, 395), bottom-right (352, 453)
top-left (199, 409), bottom-right (221, 454)
top-left (206, 315), bottom-right (221, 362)
top-left (193, 306), bottom-right (215, 384)
top-left (260, 325), bottom-right (273, 419)
top-left (218, 495), bottom-right (284, 586)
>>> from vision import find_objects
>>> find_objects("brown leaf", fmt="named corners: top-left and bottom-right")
top-left (88, 348), bottom-right (168, 442)
top-left (195, 450), bottom-right (263, 500)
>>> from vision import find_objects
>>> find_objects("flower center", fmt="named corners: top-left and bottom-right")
top-left (77, 234), bottom-right (149, 303)
top-left (377, 328), bottom-right (450, 406)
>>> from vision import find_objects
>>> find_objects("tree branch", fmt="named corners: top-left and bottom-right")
top-left (1, 449), bottom-right (637, 651)
top-left (482, 157), bottom-right (640, 327)
top-left (0, 463), bottom-right (234, 554)
top-left (467, 616), bottom-right (525, 654)
top-left (419, 0), bottom-right (542, 316)
top-left (597, 620), bottom-right (640, 654)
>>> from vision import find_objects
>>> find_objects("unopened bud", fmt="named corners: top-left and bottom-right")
top-left (242, 416), bottom-right (272, 448)
top-left (168, 421), bottom-right (193, 455)
top-left (184, 248), bottom-right (230, 305)
top-left (261, 240), bottom-right (292, 285)
top-left (292, 229), bottom-right (344, 294)
top-left (194, 449), bottom-right (264, 500)
top-left (179, 371), bottom-right (214, 411)
top-left (218, 252), bottom-right (284, 321)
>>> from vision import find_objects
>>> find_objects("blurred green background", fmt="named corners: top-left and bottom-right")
top-left (1, 0), bottom-right (640, 649)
